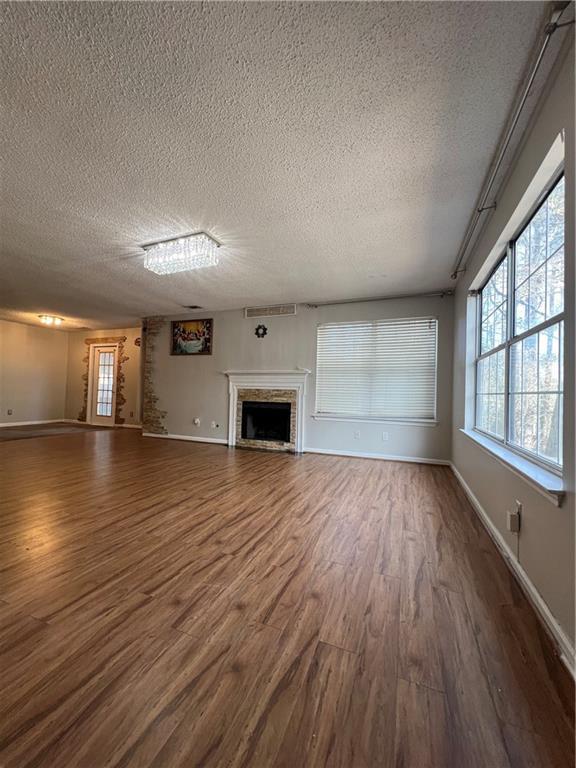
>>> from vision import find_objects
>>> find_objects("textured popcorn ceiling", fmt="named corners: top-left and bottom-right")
top-left (0, 1), bottom-right (552, 329)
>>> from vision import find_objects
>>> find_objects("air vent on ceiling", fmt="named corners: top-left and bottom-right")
top-left (244, 304), bottom-right (297, 319)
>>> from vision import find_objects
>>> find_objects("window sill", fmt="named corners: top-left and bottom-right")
top-left (460, 428), bottom-right (565, 506)
top-left (312, 414), bottom-right (438, 427)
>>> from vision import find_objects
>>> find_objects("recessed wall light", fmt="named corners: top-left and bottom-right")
top-left (143, 232), bottom-right (220, 275)
top-left (39, 315), bottom-right (63, 326)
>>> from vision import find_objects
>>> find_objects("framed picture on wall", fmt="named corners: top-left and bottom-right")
top-left (171, 319), bottom-right (213, 355)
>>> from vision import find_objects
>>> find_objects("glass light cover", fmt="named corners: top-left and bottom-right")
top-left (39, 315), bottom-right (63, 325)
top-left (143, 232), bottom-right (219, 275)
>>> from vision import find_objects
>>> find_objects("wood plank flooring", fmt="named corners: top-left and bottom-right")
top-left (0, 429), bottom-right (573, 767)
top-left (0, 421), bottom-right (105, 442)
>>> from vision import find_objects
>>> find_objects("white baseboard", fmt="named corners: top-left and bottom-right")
top-left (141, 436), bottom-right (450, 463)
top-left (119, 423), bottom-right (142, 429)
top-left (0, 419), bottom-right (67, 427)
top-left (142, 432), bottom-right (228, 445)
top-left (304, 447), bottom-right (451, 465)
top-left (451, 462), bottom-right (575, 678)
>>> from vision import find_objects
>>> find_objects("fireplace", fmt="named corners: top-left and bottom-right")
top-left (241, 401), bottom-right (291, 443)
top-left (233, 388), bottom-right (296, 451)
top-left (225, 370), bottom-right (310, 453)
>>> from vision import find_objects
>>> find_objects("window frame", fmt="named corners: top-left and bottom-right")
top-left (474, 171), bottom-right (565, 475)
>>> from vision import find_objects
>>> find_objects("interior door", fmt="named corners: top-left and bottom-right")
top-left (89, 345), bottom-right (118, 426)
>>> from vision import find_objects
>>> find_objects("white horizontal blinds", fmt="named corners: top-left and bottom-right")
top-left (316, 317), bottom-right (437, 420)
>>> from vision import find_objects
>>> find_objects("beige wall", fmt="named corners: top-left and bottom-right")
top-left (148, 295), bottom-right (454, 462)
top-left (0, 320), bottom-right (142, 426)
top-left (452, 44), bottom-right (575, 648)
top-left (65, 327), bottom-right (142, 426)
top-left (0, 319), bottom-right (69, 423)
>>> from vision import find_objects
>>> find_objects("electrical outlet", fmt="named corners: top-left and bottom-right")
top-left (211, 421), bottom-right (219, 429)
top-left (382, 431), bottom-right (389, 441)
top-left (7, 409), bottom-right (13, 415)
top-left (130, 411), bottom-right (134, 418)
top-left (193, 417), bottom-right (201, 426)
top-left (353, 430), bottom-right (360, 439)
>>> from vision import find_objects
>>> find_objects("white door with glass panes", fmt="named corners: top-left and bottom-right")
top-left (89, 345), bottom-right (118, 426)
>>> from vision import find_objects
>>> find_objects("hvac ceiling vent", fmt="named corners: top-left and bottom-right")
top-left (244, 304), bottom-right (297, 319)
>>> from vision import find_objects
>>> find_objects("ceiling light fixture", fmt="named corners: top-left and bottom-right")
top-left (39, 315), bottom-right (63, 326)
top-left (143, 232), bottom-right (220, 275)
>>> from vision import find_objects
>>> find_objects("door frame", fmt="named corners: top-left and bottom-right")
top-left (86, 343), bottom-right (119, 426)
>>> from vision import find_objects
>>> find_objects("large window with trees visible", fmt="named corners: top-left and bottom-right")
top-left (475, 174), bottom-right (564, 470)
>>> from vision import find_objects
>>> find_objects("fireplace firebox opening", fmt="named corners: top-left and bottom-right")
top-left (241, 401), bottom-right (291, 443)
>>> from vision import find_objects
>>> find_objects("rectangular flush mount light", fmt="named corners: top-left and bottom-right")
top-left (143, 232), bottom-right (220, 275)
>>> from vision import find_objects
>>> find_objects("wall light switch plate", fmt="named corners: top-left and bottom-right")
top-left (507, 509), bottom-right (521, 533)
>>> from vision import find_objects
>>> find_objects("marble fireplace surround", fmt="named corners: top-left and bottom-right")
top-left (224, 370), bottom-right (310, 453)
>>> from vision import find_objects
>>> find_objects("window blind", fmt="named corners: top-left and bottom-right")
top-left (315, 317), bottom-right (438, 421)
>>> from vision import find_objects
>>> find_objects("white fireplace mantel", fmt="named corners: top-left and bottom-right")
top-left (224, 369), bottom-right (310, 452)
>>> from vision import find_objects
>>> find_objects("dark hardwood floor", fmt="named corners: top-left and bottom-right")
top-left (0, 421), bottom-right (105, 442)
top-left (0, 430), bottom-right (573, 767)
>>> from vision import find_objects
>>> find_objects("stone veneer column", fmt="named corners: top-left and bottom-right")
top-left (142, 317), bottom-right (168, 434)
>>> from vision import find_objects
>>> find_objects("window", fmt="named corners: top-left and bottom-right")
top-left (475, 174), bottom-right (564, 469)
top-left (315, 317), bottom-right (438, 421)
top-left (96, 350), bottom-right (115, 417)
